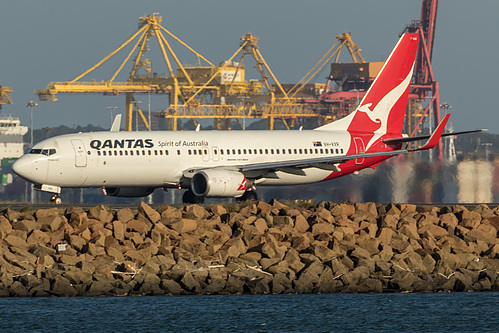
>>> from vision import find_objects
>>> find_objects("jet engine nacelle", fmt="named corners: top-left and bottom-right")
top-left (105, 187), bottom-right (154, 197)
top-left (191, 169), bottom-right (247, 198)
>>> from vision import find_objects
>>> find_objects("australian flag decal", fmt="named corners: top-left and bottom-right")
top-left (313, 141), bottom-right (323, 147)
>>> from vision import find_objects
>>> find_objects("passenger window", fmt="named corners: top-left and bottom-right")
top-left (193, 150), bottom-right (197, 155)
top-left (336, 149), bottom-right (339, 154)
top-left (265, 149), bottom-right (268, 154)
top-left (299, 149), bottom-right (302, 154)
top-left (188, 150), bottom-right (192, 155)
top-left (130, 151), bottom-right (134, 156)
top-left (259, 149), bottom-right (263, 154)
top-left (177, 150), bottom-right (181, 155)
top-left (248, 150), bottom-right (251, 154)
top-left (148, 150), bottom-right (151, 156)
top-left (97, 151), bottom-right (101, 156)
top-left (232, 149), bottom-right (236, 155)
top-left (288, 149), bottom-right (292, 154)
top-left (137, 150), bottom-right (140, 155)
top-left (214, 150), bottom-right (218, 155)
top-left (154, 150), bottom-right (158, 155)
top-left (103, 151), bottom-right (107, 156)
top-left (238, 149), bottom-right (241, 154)
top-left (254, 149), bottom-right (257, 154)
top-left (125, 151), bottom-right (128, 156)
top-left (159, 150), bottom-right (163, 155)
top-left (227, 149), bottom-right (230, 155)
top-left (114, 151), bottom-right (118, 156)
top-left (165, 150), bottom-right (169, 155)
top-left (243, 149), bottom-right (247, 154)
top-left (325, 149), bottom-right (328, 154)
top-left (270, 149), bottom-right (274, 154)
top-left (294, 149), bottom-right (297, 154)
top-left (142, 151), bottom-right (146, 155)
top-left (320, 149), bottom-right (323, 154)
top-left (304, 149), bottom-right (307, 154)
top-left (276, 149), bottom-right (280, 154)
top-left (204, 149), bottom-right (207, 155)
top-left (119, 151), bottom-right (123, 156)
top-left (220, 150), bottom-right (224, 155)
top-left (315, 149), bottom-right (318, 154)
top-left (341, 149), bottom-right (344, 154)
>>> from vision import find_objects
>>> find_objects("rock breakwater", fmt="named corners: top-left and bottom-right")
top-left (1, 200), bottom-right (498, 296)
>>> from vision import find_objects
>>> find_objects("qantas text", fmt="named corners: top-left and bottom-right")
top-left (90, 139), bottom-right (154, 150)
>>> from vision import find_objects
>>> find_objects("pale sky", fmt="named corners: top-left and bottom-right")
top-left (1, 0), bottom-right (498, 132)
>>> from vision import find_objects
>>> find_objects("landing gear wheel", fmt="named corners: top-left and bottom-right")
top-left (237, 191), bottom-right (258, 202)
top-left (182, 190), bottom-right (204, 204)
top-left (245, 191), bottom-right (257, 201)
top-left (50, 194), bottom-right (62, 204)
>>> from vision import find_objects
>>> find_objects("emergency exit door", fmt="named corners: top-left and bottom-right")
top-left (354, 137), bottom-right (365, 165)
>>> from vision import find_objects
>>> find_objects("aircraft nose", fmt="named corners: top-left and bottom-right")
top-left (12, 155), bottom-right (33, 180)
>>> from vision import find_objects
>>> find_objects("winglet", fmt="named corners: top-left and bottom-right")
top-left (417, 114), bottom-right (450, 150)
top-left (110, 114), bottom-right (122, 132)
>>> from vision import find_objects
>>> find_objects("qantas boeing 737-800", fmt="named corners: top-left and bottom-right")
top-left (12, 33), bottom-right (481, 204)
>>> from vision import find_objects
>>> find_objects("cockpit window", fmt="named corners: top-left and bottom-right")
top-left (29, 148), bottom-right (57, 156)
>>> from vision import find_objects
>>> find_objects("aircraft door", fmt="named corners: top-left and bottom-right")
top-left (212, 146), bottom-right (220, 162)
top-left (71, 139), bottom-right (87, 167)
top-left (353, 137), bottom-right (365, 165)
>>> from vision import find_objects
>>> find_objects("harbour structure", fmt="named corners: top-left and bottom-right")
top-left (0, 115), bottom-right (28, 160)
top-left (0, 85), bottom-right (27, 161)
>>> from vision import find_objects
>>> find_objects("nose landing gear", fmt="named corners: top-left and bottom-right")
top-left (50, 194), bottom-right (62, 204)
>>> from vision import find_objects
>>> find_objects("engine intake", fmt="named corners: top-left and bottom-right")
top-left (191, 169), bottom-right (247, 198)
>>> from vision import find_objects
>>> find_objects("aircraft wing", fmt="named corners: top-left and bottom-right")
top-left (110, 115), bottom-right (122, 132)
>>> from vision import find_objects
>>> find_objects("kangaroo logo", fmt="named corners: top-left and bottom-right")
top-left (358, 68), bottom-right (414, 151)
top-left (237, 178), bottom-right (247, 191)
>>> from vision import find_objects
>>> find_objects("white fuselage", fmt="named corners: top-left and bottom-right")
top-left (13, 129), bottom-right (370, 190)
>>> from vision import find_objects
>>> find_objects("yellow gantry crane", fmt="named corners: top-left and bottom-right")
top-left (36, 14), bottom-right (242, 131)
top-left (35, 13), bottom-right (379, 131)
top-left (36, 13), bottom-right (217, 131)
top-left (285, 32), bottom-right (368, 99)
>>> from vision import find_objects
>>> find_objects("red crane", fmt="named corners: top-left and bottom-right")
top-left (407, 0), bottom-right (442, 160)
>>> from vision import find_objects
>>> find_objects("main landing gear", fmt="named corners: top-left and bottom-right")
top-left (50, 194), bottom-right (62, 204)
top-left (182, 190), bottom-right (205, 204)
top-left (236, 190), bottom-right (258, 202)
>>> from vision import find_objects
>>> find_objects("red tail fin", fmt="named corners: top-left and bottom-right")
top-left (315, 33), bottom-right (419, 147)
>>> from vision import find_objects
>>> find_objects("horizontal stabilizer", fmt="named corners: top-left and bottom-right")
top-left (383, 128), bottom-right (486, 145)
